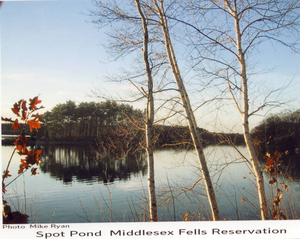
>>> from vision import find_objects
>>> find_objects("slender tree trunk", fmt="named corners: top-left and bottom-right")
top-left (225, 0), bottom-right (269, 220)
top-left (135, 0), bottom-right (158, 222)
top-left (153, 0), bottom-right (220, 221)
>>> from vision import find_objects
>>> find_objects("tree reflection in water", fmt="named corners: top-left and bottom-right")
top-left (39, 146), bottom-right (147, 184)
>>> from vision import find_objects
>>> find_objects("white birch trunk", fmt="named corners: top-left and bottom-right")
top-left (225, 0), bottom-right (269, 220)
top-left (135, 0), bottom-right (158, 222)
top-left (153, 0), bottom-right (220, 221)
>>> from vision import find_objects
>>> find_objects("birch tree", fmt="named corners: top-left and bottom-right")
top-left (151, 0), bottom-right (220, 221)
top-left (175, 0), bottom-right (300, 220)
top-left (91, 0), bottom-right (163, 221)
top-left (134, 0), bottom-right (158, 221)
top-left (91, 0), bottom-right (221, 221)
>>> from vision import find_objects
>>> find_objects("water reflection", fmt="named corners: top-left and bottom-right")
top-left (39, 146), bottom-right (147, 184)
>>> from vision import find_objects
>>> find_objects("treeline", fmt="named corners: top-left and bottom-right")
top-left (3, 100), bottom-right (299, 159)
top-left (39, 100), bottom-right (245, 149)
top-left (2, 100), bottom-right (245, 151)
top-left (40, 100), bottom-right (143, 140)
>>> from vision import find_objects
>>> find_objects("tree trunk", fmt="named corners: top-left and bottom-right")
top-left (153, 0), bottom-right (220, 221)
top-left (135, 0), bottom-right (158, 222)
top-left (225, 0), bottom-right (269, 220)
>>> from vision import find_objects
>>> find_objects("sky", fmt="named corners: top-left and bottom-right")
top-left (1, 0), bottom-right (120, 117)
top-left (1, 0), bottom-right (300, 133)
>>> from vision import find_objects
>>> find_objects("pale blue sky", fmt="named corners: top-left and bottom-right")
top-left (1, 0), bottom-right (118, 118)
top-left (1, 0), bottom-right (300, 132)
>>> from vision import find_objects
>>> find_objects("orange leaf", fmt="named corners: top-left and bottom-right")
top-left (266, 157), bottom-right (274, 166)
top-left (32, 113), bottom-right (44, 122)
top-left (11, 101), bottom-right (21, 116)
top-left (2, 182), bottom-right (6, 194)
top-left (274, 150), bottom-right (281, 162)
top-left (18, 156), bottom-right (35, 174)
top-left (24, 150), bottom-right (42, 166)
top-left (11, 119), bottom-right (21, 130)
top-left (14, 136), bottom-right (28, 151)
top-left (29, 96), bottom-right (42, 110)
top-left (27, 120), bottom-right (41, 132)
top-left (1, 117), bottom-right (13, 122)
top-left (21, 100), bottom-right (27, 120)
top-left (3, 170), bottom-right (12, 178)
top-left (18, 161), bottom-right (26, 174)
top-left (18, 147), bottom-right (29, 156)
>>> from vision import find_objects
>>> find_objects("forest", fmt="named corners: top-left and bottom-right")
top-left (2, 100), bottom-right (299, 157)
top-left (2, 99), bottom-right (245, 154)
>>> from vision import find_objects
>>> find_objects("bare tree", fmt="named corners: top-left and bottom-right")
top-left (91, 0), bottom-right (221, 221)
top-left (134, 0), bottom-right (158, 221)
top-left (151, 0), bottom-right (220, 221)
top-left (172, 0), bottom-right (300, 220)
top-left (91, 0), bottom-right (168, 222)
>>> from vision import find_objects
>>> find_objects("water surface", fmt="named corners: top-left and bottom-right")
top-left (2, 145), bottom-right (299, 223)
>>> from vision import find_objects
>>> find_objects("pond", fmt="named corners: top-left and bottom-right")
top-left (2, 145), bottom-right (300, 223)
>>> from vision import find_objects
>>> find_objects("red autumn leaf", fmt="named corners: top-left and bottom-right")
top-left (14, 135), bottom-right (28, 151)
top-left (2, 182), bottom-right (6, 194)
top-left (32, 113), bottom-right (44, 122)
top-left (21, 100), bottom-right (27, 110)
top-left (274, 150), bottom-right (281, 162)
top-left (22, 150), bottom-right (42, 167)
top-left (18, 157), bottom-right (34, 174)
top-left (1, 117), bottom-right (14, 122)
top-left (29, 96), bottom-right (42, 110)
top-left (21, 100), bottom-right (27, 120)
top-left (27, 119), bottom-right (41, 132)
top-left (11, 119), bottom-right (21, 130)
top-left (33, 150), bottom-right (42, 164)
top-left (18, 149), bottom-right (30, 158)
top-left (3, 170), bottom-right (12, 178)
top-left (21, 111), bottom-right (27, 121)
top-left (266, 157), bottom-right (274, 166)
top-left (11, 101), bottom-right (21, 116)
top-left (18, 161), bottom-right (26, 174)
